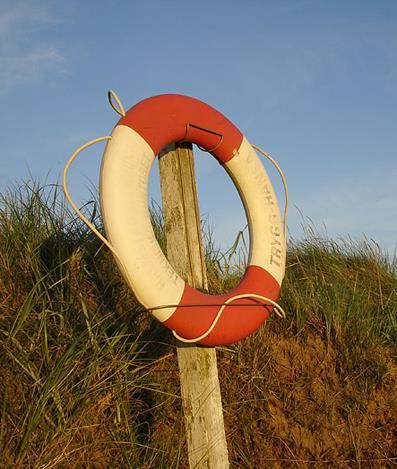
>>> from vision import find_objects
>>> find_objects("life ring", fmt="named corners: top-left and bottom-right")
top-left (99, 94), bottom-right (286, 346)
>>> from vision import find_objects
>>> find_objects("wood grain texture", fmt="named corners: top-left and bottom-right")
top-left (159, 143), bottom-right (229, 468)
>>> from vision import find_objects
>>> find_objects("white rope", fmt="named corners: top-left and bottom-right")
top-left (107, 90), bottom-right (126, 117)
top-left (62, 135), bottom-right (123, 266)
top-left (172, 292), bottom-right (286, 343)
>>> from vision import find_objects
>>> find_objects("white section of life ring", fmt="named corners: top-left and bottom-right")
top-left (225, 137), bottom-right (286, 285)
top-left (100, 125), bottom-right (185, 322)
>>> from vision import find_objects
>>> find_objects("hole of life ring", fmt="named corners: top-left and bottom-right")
top-left (148, 143), bottom-right (249, 294)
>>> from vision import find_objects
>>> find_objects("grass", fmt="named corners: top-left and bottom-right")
top-left (0, 181), bottom-right (396, 467)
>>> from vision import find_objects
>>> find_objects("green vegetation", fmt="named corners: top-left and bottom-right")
top-left (0, 182), bottom-right (396, 467)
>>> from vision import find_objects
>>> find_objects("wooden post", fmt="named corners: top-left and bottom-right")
top-left (159, 142), bottom-right (229, 468)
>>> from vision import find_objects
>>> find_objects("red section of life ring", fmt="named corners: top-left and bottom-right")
top-left (118, 94), bottom-right (243, 163)
top-left (164, 265), bottom-right (280, 346)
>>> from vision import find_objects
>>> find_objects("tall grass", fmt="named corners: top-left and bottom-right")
top-left (0, 181), bottom-right (396, 467)
top-left (0, 182), bottom-right (172, 466)
top-left (284, 227), bottom-right (397, 347)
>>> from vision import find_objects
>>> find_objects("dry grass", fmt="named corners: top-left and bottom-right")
top-left (0, 182), bottom-right (396, 468)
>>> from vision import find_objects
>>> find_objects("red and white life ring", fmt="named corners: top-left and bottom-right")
top-left (99, 94), bottom-right (285, 346)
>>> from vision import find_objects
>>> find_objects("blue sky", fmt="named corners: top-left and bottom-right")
top-left (0, 0), bottom-right (396, 253)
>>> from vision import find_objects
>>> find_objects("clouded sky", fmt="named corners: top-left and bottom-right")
top-left (0, 0), bottom-right (396, 253)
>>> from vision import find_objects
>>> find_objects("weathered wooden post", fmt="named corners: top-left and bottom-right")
top-left (158, 142), bottom-right (229, 468)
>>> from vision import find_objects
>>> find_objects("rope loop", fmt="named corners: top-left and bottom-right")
top-left (171, 293), bottom-right (286, 344)
top-left (62, 135), bottom-right (123, 264)
top-left (107, 89), bottom-right (126, 117)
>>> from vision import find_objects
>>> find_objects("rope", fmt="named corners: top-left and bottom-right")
top-left (171, 293), bottom-right (286, 343)
top-left (62, 133), bottom-right (288, 344)
top-left (62, 135), bottom-right (123, 266)
top-left (107, 90), bottom-right (126, 117)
